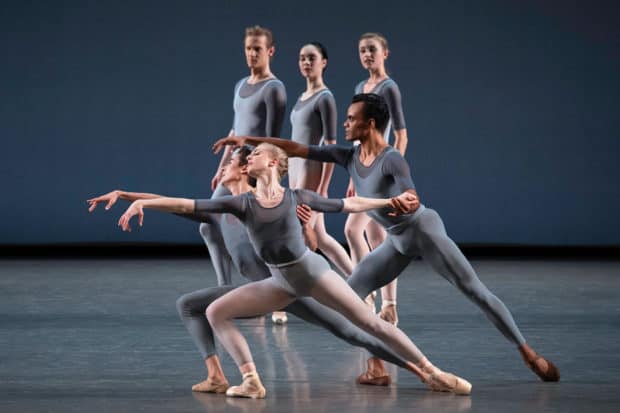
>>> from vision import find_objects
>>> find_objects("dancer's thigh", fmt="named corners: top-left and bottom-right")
top-left (309, 271), bottom-right (379, 328)
top-left (347, 240), bottom-right (412, 297)
top-left (208, 279), bottom-right (295, 320)
top-left (345, 212), bottom-right (372, 233)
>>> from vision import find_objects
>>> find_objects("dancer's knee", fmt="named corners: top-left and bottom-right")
top-left (344, 221), bottom-right (363, 243)
top-left (205, 300), bottom-right (226, 325)
top-left (176, 293), bottom-right (193, 317)
top-left (198, 222), bottom-right (210, 238)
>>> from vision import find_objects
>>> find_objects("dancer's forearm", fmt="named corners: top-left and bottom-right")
top-left (117, 190), bottom-right (163, 202)
top-left (135, 197), bottom-right (195, 214)
top-left (342, 196), bottom-right (391, 213)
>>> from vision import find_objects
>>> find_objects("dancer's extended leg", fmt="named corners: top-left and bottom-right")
top-left (416, 208), bottom-right (559, 381)
top-left (310, 270), bottom-right (471, 395)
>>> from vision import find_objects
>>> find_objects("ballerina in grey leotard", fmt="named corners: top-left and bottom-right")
top-left (87, 147), bottom-right (410, 393)
top-left (288, 42), bottom-right (354, 277)
top-left (118, 142), bottom-right (472, 398)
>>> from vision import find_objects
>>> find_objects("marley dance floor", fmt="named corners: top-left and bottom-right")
top-left (1, 256), bottom-right (619, 412)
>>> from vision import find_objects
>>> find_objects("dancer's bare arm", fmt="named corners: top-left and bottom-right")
top-left (342, 192), bottom-right (418, 215)
top-left (87, 190), bottom-right (164, 212)
top-left (213, 135), bottom-right (310, 159)
top-left (118, 197), bottom-right (194, 231)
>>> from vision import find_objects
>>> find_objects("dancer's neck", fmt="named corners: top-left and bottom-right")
top-left (248, 67), bottom-right (274, 84)
top-left (254, 174), bottom-right (284, 200)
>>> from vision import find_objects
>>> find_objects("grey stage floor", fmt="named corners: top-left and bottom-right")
top-left (1, 257), bottom-right (619, 412)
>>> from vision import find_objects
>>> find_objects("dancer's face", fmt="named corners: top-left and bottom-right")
top-left (220, 153), bottom-right (245, 186)
top-left (344, 102), bottom-right (371, 142)
top-left (246, 144), bottom-right (275, 178)
top-left (298, 44), bottom-right (326, 80)
top-left (245, 35), bottom-right (273, 70)
top-left (358, 38), bottom-right (388, 71)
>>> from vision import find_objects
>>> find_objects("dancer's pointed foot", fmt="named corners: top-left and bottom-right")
top-left (420, 363), bottom-right (471, 395)
top-left (519, 343), bottom-right (560, 382)
top-left (425, 371), bottom-right (471, 395)
top-left (356, 357), bottom-right (392, 386)
top-left (226, 371), bottom-right (266, 399)
top-left (192, 378), bottom-right (230, 393)
top-left (379, 304), bottom-right (398, 326)
top-left (271, 311), bottom-right (288, 325)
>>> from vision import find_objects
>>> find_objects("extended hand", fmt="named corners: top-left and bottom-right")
top-left (117, 202), bottom-right (144, 232)
top-left (87, 190), bottom-right (120, 212)
top-left (212, 136), bottom-right (246, 154)
top-left (388, 192), bottom-right (419, 216)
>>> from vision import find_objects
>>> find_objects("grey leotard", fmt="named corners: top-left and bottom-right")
top-left (196, 189), bottom-right (343, 265)
top-left (201, 76), bottom-right (287, 285)
top-left (232, 77), bottom-right (287, 137)
top-left (355, 78), bottom-right (406, 143)
top-left (176, 204), bottom-right (407, 367)
top-left (307, 143), bottom-right (527, 345)
top-left (288, 89), bottom-right (337, 189)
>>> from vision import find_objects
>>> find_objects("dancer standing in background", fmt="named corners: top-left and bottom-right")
top-left (202, 26), bottom-right (287, 326)
top-left (288, 41), bottom-right (354, 278)
top-left (345, 33), bottom-right (408, 326)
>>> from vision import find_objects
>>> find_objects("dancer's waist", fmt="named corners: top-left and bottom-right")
top-left (264, 248), bottom-right (311, 269)
top-left (384, 204), bottom-right (426, 235)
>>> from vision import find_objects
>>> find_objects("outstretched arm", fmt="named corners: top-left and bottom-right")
top-left (118, 197), bottom-right (194, 232)
top-left (342, 192), bottom-right (418, 215)
top-left (87, 190), bottom-right (164, 212)
top-left (213, 135), bottom-right (310, 158)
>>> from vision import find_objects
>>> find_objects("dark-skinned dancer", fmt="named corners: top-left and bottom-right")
top-left (212, 93), bottom-right (560, 386)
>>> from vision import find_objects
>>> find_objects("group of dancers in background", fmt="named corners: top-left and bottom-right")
top-left (87, 25), bottom-right (559, 399)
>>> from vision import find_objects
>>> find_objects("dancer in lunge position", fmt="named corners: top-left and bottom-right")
top-left (213, 93), bottom-right (560, 386)
top-left (347, 33), bottom-right (409, 325)
top-left (116, 143), bottom-right (472, 398)
top-left (87, 146), bottom-right (414, 393)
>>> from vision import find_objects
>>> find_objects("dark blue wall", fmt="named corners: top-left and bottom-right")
top-left (2, 0), bottom-right (619, 245)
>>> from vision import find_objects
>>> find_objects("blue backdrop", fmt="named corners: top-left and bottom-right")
top-left (2, 0), bottom-right (619, 246)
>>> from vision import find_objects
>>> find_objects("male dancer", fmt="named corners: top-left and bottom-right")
top-left (203, 25), bottom-right (287, 325)
top-left (213, 93), bottom-right (560, 385)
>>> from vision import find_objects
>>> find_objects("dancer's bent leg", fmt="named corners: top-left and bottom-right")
top-left (177, 286), bottom-right (236, 392)
top-left (347, 240), bottom-right (411, 299)
top-left (206, 279), bottom-right (296, 398)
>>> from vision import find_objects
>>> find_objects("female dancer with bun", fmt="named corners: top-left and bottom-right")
top-left (288, 41), bottom-right (354, 277)
top-left (116, 143), bottom-right (471, 399)
top-left (346, 33), bottom-right (408, 326)
top-left (88, 146), bottom-right (419, 394)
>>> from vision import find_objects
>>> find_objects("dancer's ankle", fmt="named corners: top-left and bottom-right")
top-left (239, 362), bottom-right (257, 376)
top-left (381, 299), bottom-right (397, 310)
top-left (205, 355), bottom-right (227, 382)
top-left (366, 357), bottom-right (388, 376)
